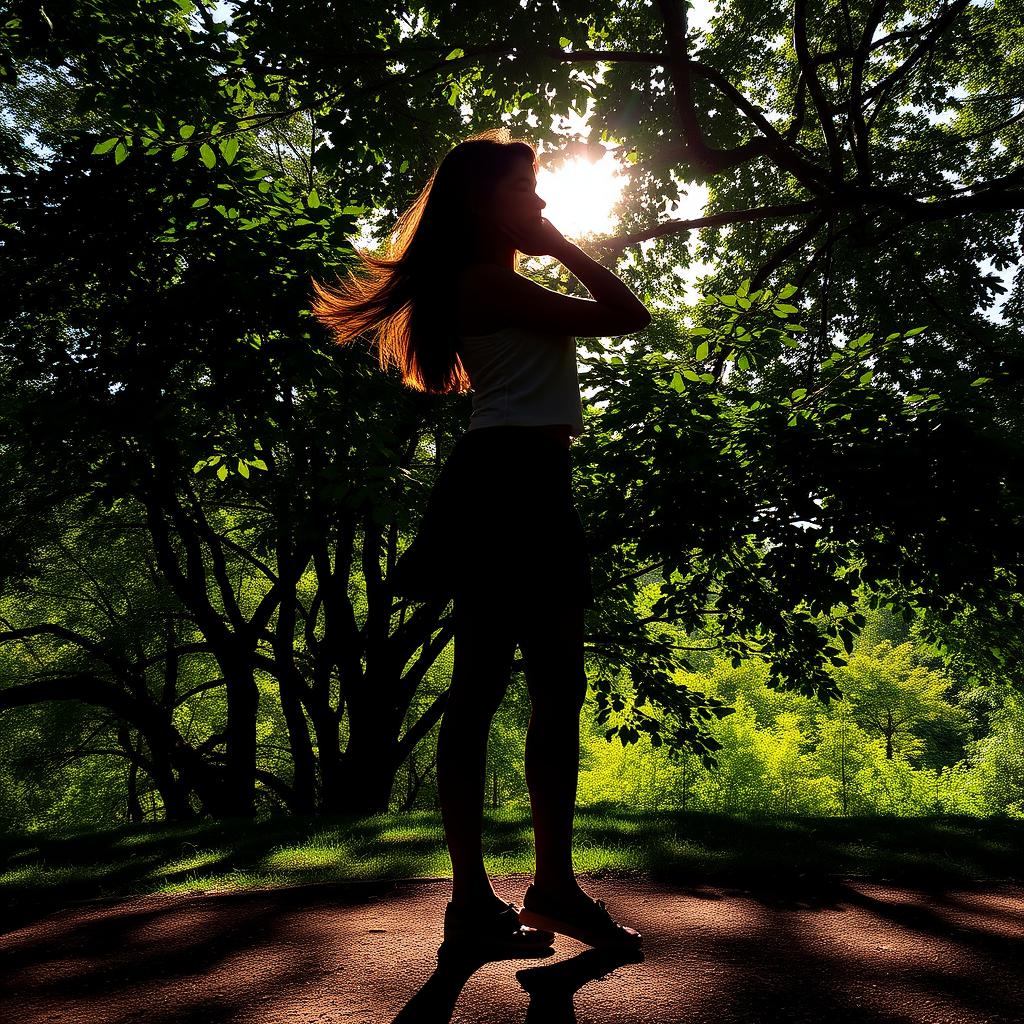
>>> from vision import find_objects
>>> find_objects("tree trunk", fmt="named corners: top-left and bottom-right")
top-left (277, 676), bottom-right (318, 814)
top-left (839, 720), bottom-right (849, 815)
top-left (126, 760), bottom-right (144, 822)
top-left (273, 533), bottom-right (318, 814)
top-left (330, 726), bottom-right (401, 815)
top-left (222, 658), bottom-right (260, 815)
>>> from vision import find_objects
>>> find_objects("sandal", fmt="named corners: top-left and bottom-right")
top-left (442, 899), bottom-right (556, 955)
top-left (517, 884), bottom-right (643, 949)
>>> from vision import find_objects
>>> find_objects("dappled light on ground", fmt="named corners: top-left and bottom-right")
top-left (1, 876), bottom-right (1021, 1023)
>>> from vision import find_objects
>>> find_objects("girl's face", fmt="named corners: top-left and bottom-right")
top-left (485, 157), bottom-right (546, 235)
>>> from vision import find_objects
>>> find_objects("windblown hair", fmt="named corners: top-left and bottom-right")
top-left (310, 128), bottom-right (538, 394)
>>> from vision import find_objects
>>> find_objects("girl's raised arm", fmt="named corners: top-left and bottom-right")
top-left (460, 220), bottom-right (652, 338)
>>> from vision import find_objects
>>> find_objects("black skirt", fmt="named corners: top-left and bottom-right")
top-left (390, 426), bottom-right (595, 608)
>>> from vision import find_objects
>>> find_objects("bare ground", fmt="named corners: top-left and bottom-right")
top-left (1, 874), bottom-right (1021, 1023)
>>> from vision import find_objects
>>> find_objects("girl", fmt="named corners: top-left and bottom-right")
top-left (311, 128), bottom-right (650, 954)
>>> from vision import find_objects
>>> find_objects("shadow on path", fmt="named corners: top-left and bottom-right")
top-left (393, 944), bottom-right (644, 1023)
top-left (1, 874), bottom-right (1021, 1023)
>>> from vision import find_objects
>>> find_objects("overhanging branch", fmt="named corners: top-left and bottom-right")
top-left (594, 202), bottom-right (819, 254)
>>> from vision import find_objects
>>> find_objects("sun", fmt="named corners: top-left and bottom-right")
top-left (535, 150), bottom-right (628, 242)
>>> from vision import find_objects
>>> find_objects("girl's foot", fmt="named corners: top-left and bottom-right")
top-left (443, 898), bottom-right (556, 955)
top-left (518, 883), bottom-right (643, 948)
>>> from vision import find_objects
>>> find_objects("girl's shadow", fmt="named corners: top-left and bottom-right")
top-left (392, 943), bottom-right (644, 1023)
top-left (518, 947), bottom-right (645, 1023)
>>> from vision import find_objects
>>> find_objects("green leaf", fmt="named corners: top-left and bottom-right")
top-left (307, 188), bottom-right (320, 208)
top-left (219, 136), bottom-right (239, 164)
top-left (92, 137), bottom-right (119, 155)
top-left (192, 460), bottom-right (207, 473)
top-left (859, 370), bottom-right (874, 384)
top-left (114, 142), bottom-right (128, 164)
top-left (774, 303), bottom-right (799, 314)
top-left (445, 48), bottom-right (465, 60)
top-left (399, 159), bottom-right (409, 173)
top-left (682, 369), bottom-right (700, 382)
top-left (970, 377), bottom-right (991, 386)
top-left (191, 197), bottom-right (209, 208)
top-left (669, 371), bottom-right (685, 392)
top-left (237, 460), bottom-right (250, 478)
top-left (216, 463), bottom-right (228, 481)
top-left (249, 459), bottom-right (268, 471)
top-left (778, 283), bottom-right (798, 299)
top-left (171, 145), bottom-right (187, 161)
top-left (904, 326), bottom-right (927, 337)
top-left (200, 143), bottom-right (216, 168)
top-left (179, 124), bottom-right (195, 139)
top-left (559, 36), bottom-right (571, 46)
top-left (695, 341), bottom-right (709, 360)
top-left (791, 387), bottom-right (807, 400)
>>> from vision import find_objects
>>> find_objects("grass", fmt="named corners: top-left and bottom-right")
top-left (2, 807), bottom-right (1021, 930)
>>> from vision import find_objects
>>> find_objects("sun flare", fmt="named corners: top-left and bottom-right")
top-left (535, 151), bottom-right (628, 242)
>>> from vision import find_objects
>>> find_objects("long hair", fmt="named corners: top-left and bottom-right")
top-left (310, 128), bottom-right (538, 394)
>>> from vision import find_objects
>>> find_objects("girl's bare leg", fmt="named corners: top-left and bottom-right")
top-left (519, 602), bottom-right (589, 894)
top-left (436, 593), bottom-right (518, 910)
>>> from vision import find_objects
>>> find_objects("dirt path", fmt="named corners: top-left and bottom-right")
top-left (1, 875), bottom-right (1021, 1023)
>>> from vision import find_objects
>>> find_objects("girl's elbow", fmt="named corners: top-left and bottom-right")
top-left (599, 305), bottom-right (652, 336)
top-left (628, 307), bottom-right (652, 332)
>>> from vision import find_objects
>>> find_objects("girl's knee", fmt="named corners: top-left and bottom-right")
top-left (444, 670), bottom-right (510, 726)
top-left (529, 664), bottom-right (588, 717)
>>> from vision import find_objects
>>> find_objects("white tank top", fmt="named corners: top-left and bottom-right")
top-left (456, 325), bottom-right (585, 437)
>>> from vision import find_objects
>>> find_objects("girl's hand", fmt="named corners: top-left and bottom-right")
top-left (498, 216), bottom-right (571, 258)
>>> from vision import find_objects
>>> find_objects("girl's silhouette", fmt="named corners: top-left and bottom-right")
top-left (311, 128), bottom-right (650, 953)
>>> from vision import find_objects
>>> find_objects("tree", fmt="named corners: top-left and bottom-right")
top-left (964, 686), bottom-right (1024, 816)
top-left (1, 2), bottom-right (468, 816)
top-left (809, 705), bottom-right (873, 814)
top-left (0, 501), bottom-right (239, 821)
top-left (836, 639), bottom-right (968, 760)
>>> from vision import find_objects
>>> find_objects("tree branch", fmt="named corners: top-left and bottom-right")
top-left (0, 624), bottom-right (134, 678)
top-left (0, 673), bottom-right (137, 718)
top-left (750, 213), bottom-right (829, 291)
top-left (396, 685), bottom-right (449, 761)
top-left (594, 201), bottom-right (819, 254)
top-left (863, 0), bottom-right (970, 133)
top-left (794, 0), bottom-right (845, 174)
top-left (849, 0), bottom-right (887, 181)
top-left (655, 0), bottom-right (702, 153)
